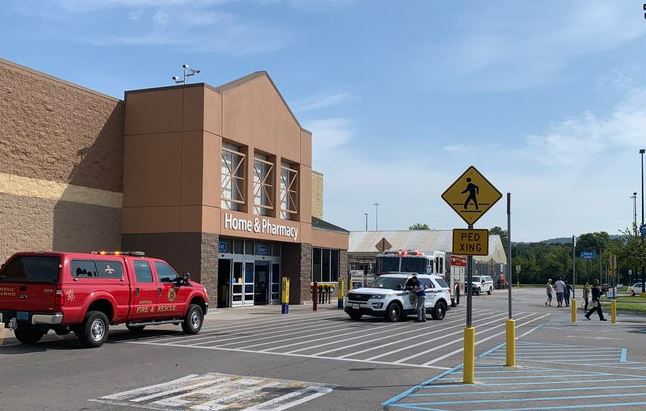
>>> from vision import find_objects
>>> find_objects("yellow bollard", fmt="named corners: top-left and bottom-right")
top-left (571, 298), bottom-right (577, 322)
top-left (337, 279), bottom-right (345, 309)
top-left (505, 319), bottom-right (516, 367)
top-left (611, 300), bottom-right (617, 324)
top-left (463, 327), bottom-right (475, 384)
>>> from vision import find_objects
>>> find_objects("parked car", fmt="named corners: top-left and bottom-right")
top-left (630, 282), bottom-right (644, 296)
top-left (0, 251), bottom-right (208, 348)
top-left (344, 273), bottom-right (451, 321)
top-left (470, 275), bottom-right (494, 295)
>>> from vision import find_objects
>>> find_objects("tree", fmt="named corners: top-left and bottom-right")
top-left (489, 226), bottom-right (509, 245)
top-left (409, 223), bottom-right (430, 230)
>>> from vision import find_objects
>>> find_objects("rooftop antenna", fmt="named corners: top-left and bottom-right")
top-left (172, 64), bottom-right (200, 85)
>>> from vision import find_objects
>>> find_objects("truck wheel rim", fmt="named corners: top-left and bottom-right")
top-left (191, 311), bottom-right (201, 328)
top-left (91, 319), bottom-right (105, 342)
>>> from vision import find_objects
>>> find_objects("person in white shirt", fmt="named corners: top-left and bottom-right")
top-left (554, 277), bottom-right (566, 308)
top-left (545, 279), bottom-right (553, 306)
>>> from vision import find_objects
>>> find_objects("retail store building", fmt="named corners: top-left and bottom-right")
top-left (0, 58), bottom-right (349, 307)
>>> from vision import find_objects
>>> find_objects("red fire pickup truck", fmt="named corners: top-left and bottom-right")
top-left (0, 251), bottom-right (208, 348)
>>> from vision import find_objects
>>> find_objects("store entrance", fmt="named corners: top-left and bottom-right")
top-left (254, 262), bottom-right (270, 305)
top-left (217, 259), bottom-right (231, 308)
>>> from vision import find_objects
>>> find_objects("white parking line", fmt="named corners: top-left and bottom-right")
top-left (422, 313), bottom-right (551, 366)
top-left (366, 312), bottom-right (519, 362)
top-left (315, 312), bottom-right (496, 358)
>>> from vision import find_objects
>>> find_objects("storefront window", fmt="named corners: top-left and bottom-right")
top-left (221, 143), bottom-right (246, 211)
top-left (233, 240), bottom-right (243, 254)
top-left (280, 162), bottom-right (298, 220)
top-left (312, 248), bottom-right (340, 283)
top-left (244, 240), bottom-right (254, 254)
top-left (331, 250), bottom-right (339, 282)
top-left (253, 153), bottom-right (274, 216)
top-left (312, 248), bottom-right (322, 282)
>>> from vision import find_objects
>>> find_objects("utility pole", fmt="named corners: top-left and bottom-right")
top-left (373, 202), bottom-right (380, 230)
top-left (363, 213), bottom-right (368, 231)
top-left (640, 149), bottom-right (645, 293)
top-left (632, 192), bottom-right (639, 235)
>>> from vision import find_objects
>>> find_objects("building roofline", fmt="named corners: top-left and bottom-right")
top-left (124, 71), bottom-right (308, 132)
top-left (1, 57), bottom-right (122, 103)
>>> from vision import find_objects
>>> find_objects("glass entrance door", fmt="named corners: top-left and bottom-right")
top-left (271, 263), bottom-right (280, 304)
top-left (232, 262), bottom-right (243, 307)
top-left (244, 262), bottom-right (254, 306)
top-left (254, 262), bottom-right (269, 305)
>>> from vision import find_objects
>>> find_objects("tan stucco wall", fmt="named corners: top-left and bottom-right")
top-left (122, 74), bottom-right (315, 246)
top-left (0, 58), bottom-right (124, 262)
top-left (311, 229), bottom-right (349, 250)
top-left (312, 171), bottom-right (324, 219)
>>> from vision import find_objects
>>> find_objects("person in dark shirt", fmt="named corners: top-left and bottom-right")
top-left (585, 280), bottom-right (607, 321)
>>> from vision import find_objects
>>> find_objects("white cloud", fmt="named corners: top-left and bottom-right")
top-left (430, 1), bottom-right (646, 91)
top-left (527, 89), bottom-right (646, 167)
top-left (306, 118), bottom-right (354, 160)
top-left (293, 91), bottom-right (357, 112)
top-left (9, 0), bottom-right (288, 55)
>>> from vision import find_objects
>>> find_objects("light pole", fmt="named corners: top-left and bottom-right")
top-left (632, 192), bottom-right (638, 235)
top-left (373, 202), bottom-right (380, 230)
top-left (363, 213), bottom-right (368, 231)
top-left (641, 148), bottom-right (645, 292)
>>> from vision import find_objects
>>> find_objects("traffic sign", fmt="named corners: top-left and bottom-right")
top-left (580, 251), bottom-right (597, 260)
top-left (641, 224), bottom-right (646, 238)
top-left (442, 166), bottom-right (502, 226)
top-left (452, 229), bottom-right (489, 256)
top-left (375, 237), bottom-right (392, 253)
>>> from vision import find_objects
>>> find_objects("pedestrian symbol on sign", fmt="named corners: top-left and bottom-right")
top-left (461, 178), bottom-right (480, 210)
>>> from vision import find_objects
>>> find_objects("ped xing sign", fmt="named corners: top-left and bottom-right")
top-left (452, 229), bottom-right (489, 256)
top-left (442, 166), bottom-right (502, 226)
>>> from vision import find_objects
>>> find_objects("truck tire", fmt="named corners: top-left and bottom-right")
top-left (78, 311), bottom-right (110, 348)
top-left (431, 301), bottom-right (447, 320)
top-left (475, 288), bottom-right (481, 296)
top-left (182, 304), bottom-right (204, 335)
top-left (487, 287), bottom-right (492, 295)
top-left (385, 302), bottom-right (403, 322)
top-left (14, 327), bottom-right (45, 344)
top-left (349, 311), bottom-right (362, 321)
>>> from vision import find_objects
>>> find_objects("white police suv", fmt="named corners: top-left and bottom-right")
top-left (344, 273), bottom-right (451, 321)
top-left (470, 275), bottom-right (494, 295)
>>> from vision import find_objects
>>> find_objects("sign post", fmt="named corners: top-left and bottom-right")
top-left (442, 166), bottom-right (502, 383)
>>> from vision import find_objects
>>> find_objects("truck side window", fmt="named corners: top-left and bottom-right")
top-left (155, 262), bottom-right (178, 282)
top-left (71, 260), bottom-right (98, 278)
top-left (134, 261), bottom-right (154, 283)
top-left (95, 261), bottom-right (123, 279)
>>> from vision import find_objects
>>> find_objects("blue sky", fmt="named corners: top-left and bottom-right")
top-left (2, 0), bottom-right (646, 241)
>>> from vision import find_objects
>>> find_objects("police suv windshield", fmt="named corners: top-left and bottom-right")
top-left (368, 276), bottom-right (407, 290)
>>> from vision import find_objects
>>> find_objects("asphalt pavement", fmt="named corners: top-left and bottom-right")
top-left (1, 287), bottom-right (645, 411)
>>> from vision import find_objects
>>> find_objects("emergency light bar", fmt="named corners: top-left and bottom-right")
top-left (382, 249), bottom-right (425, 256)
top-left (91, 251), bottom-right (146, 257)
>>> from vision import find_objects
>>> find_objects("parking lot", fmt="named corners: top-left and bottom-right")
top-left (1, 287), bottom-right (646, 410)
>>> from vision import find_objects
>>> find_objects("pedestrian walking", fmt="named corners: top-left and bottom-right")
top-left (564, 280), bottom-right (571, 307)
top-left (585, 280), bottom-right (607, 321)
top-left (545, 279), bottom-right (553, 306)
top-left (454, 281), bottom-right (460, 306)
top-left (554, 277), bottom-right (565, 307)
top-left (583, 282), bottom-right (590, 311)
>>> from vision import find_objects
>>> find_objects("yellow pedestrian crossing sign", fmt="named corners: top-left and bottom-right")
top-left (442, 166), bottom-right (502, 226)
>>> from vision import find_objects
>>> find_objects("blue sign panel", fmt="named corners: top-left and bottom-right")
top-left (257, 244), bottom-right (269, 256)
top-left (218, 241), bottom-right (227, 253)
top-left (641, 224), bottom-right (646, 238)
top-left (580, 251), bottom-right (597, 260)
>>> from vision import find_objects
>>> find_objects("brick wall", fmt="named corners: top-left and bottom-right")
top-left (0, 59), bottom-right (125, 262)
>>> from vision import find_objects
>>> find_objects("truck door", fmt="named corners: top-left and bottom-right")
top-left (154, 261), bottom-right (186, 318)
top-left (130, 260), bottom-right (158, 320)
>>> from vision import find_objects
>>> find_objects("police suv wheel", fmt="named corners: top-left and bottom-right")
top-left (431, 301), bottom-right (447, 320)
top-left (79, 311), bottom-right (110, 348)
top-left (14, 328), bottom-right (45, 344)
top-left (386, 302), bottom-right (403, 322)
top-left (182, 304), bottom-right (203, 335)
top-left (487, 288), bottom-right (492, 295)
